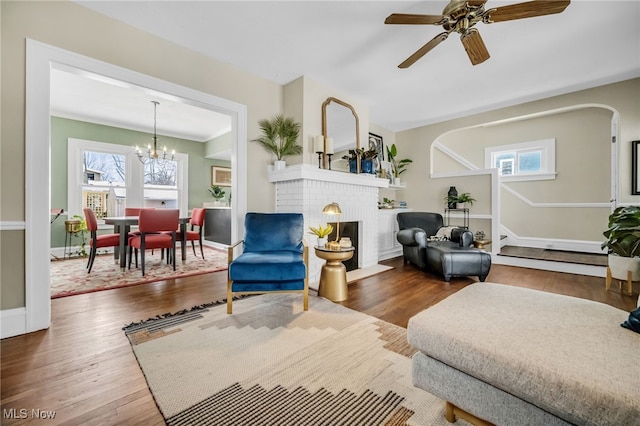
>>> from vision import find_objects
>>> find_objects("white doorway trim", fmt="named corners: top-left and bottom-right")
top-left (22, 39), bottom-right (247, 336)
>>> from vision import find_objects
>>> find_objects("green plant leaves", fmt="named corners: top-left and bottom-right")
top-left (602, 206), bottom-right (640, 257)
top-left (252, 114), bottom-right (302, 160)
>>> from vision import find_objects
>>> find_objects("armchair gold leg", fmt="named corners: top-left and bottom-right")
top-left (227, 278), bottom-right (233, 314)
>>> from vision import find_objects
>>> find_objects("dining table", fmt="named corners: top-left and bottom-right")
top-left (104, 215), bottom-right (192, 271)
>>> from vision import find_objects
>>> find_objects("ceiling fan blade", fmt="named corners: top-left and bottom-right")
top-left (385, 13), bottom-right (445, 25)
top-left (485, 0), bottom-right (570, 23)
top-left (460, 29), bottom-right (490, 65)
top-left (398, 32), bottom-right (450, 68)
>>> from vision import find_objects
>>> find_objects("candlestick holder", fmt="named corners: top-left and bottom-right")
top-left (327, 154), bottom-right (334, 170)
top-left (316, 151), bottom-right (324, 169)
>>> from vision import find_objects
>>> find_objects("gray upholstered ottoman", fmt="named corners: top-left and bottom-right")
top-left (407, 283), bottom-right (640, 426)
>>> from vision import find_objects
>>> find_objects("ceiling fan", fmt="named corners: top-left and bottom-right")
top-left (385, 0), bottom-right (570, 67)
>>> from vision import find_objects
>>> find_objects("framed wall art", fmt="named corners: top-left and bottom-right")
top-left (632, 140), bottom-right (640, 195)
top-left (211, 166), bottom-right (231, 187)
top-left (368, 133), bottom-right (384, 164)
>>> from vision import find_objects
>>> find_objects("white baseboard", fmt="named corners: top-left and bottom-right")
top-left (1, 308), bottom-right (27, 339)
top-left (492, 254), bottom-right (606, 277)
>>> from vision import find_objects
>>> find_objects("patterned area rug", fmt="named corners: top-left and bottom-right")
top-left (50, 246), bottom-right (228, 298)
top-left (124, 294), bottom-right (468, 426)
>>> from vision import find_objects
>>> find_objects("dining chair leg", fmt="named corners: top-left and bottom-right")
top-left (87, 245), bottom-right (97, 274)
top-left (199, 236), bottom-right (205, 259)
top-left (140, 239), bottom-right (146, 276)
top-left (192, 241), bottom-right (197, 257)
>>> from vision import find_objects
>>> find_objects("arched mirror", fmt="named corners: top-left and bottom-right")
top-left (322, 97), bottom-right (359, 171)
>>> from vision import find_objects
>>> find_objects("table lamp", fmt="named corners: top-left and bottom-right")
top-left (322, 202), bottom-right (342, 250)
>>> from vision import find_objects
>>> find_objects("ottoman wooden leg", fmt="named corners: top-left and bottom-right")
top-left (606, 267), bottom-right (612, 291)
top-left (445, 401), bottom-right (455, 422)
top-left (445, 401), bottom-right (495, 426)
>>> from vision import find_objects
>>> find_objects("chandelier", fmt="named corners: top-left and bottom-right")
top-left (135, 101), bottom-right (175, 163)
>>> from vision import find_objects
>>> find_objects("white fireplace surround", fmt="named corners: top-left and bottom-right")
top-left (269, 164), bottom-right (389, 286)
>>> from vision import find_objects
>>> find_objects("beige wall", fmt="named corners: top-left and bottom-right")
top-left (397, 78), bottom-right (640, 217)
top-left (294, 76), bottom-right (370, 172)
top-left (437, 107), bottom-right (612, 241)
top-left (0, 1), bottom-right (283, 309)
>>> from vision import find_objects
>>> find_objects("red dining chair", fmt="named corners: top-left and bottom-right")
top-left (124, 207), bottom-right (143, 216)
top-left (84, 208), bottom-right (121, 274)
top-left (177, 208), bottom-right (206, 259)
top-left (128, 209), bottom-right (179, 276)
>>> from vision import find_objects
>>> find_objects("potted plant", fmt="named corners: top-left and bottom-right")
top-left (209, 185), bottom-right (226, 206)
top-left (251, 114), bottom-right (302, 170)
top-left (602, 206), bottom-right (640, 284)
top-left (341, 147), bottom-right (377, 174)
top-left (445, 192), bottom-right (476, 209)
top-left (386, 143), bottom-right (412, 185)
top-left (309, 223), bottom-right (334, 248)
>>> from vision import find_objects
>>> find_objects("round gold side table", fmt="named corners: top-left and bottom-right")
top-left (472, 239), bottom-right (492, 251)
top-left (315, 246), bottom-right (355, 302)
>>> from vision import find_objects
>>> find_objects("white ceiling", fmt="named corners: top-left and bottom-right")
top-left (65, 0), bottom-right (639, 137)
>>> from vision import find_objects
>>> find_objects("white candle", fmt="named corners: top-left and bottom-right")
top-left (314, 135), bottom-right (324, 153)
top-left (326, 137), bottom-right (334, 154)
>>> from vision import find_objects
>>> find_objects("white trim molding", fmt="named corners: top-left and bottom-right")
top-left (25, 39), bottom-right (248, 337)
top-left (0, 222), bottom-right (26, 231)
top-left (1, 308), bottom-right (27, 339)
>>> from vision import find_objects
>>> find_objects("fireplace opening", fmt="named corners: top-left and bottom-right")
top-left (328, 221), bottom-right (359, 272)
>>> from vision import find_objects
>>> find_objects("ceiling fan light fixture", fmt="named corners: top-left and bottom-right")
top-left (385, 0), bottom-right (570, 68)
top-left (461, 29), bottom-right (490, 65)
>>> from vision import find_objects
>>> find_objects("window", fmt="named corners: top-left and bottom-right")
top-left (485, 139), bottom-right (556, 181)
top-left (68, 139), bottom-right (188, 220)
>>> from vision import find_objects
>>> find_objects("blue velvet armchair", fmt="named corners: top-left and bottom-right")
top-left (227, 213), bottom-right (309, 314)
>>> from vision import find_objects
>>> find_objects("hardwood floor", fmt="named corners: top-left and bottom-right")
top-left (1, 258), bottom-right (637, 425)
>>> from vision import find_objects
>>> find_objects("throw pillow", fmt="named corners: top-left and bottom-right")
top-left (434, 226), bottom-right (457, 241)
top-left (621, 306), bottom-right (640, 334)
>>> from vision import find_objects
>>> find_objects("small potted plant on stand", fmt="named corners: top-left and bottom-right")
top-left (309, 224), bottom-right (334, 248)
top-left (251, 114), bottom-right (302, 170)
top-left (386, 143), bottom-right (412, 185)
top-left (602, 206), bottom-right (640, 295)
top-left (445, 192), bottom-right (476, 209)
top-left (209, 185), bottom-right (226, 206)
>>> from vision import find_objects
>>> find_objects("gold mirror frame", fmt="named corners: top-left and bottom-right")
top-left (321, 97), bottom-right (360, 171)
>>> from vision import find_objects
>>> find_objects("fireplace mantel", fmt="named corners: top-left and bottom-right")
top-left (268, 163), bottom-right (389, 188)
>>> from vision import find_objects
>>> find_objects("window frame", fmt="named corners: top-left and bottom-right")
top-left (484, 138), bottom-right (556, 182)
top-left (67, 138), bottom-right (188, 220)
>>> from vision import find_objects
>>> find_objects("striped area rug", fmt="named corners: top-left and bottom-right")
top-left (124, 294), bottom-right (470, 426)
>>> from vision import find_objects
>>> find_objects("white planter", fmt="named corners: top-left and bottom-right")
top-left (274, 160), bottom-right (286, 170)
top-left (608, 254), bottom-right (640, 281)
top-left (317, 237), bottom-right (328, 248)
top-left (392, 177), bottom-right (401, 186)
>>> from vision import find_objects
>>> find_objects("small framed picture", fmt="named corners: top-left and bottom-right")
top-left (211, 166), bottom-right (231, 186)
top-left (368, 133), bottom-right (384, 163)
top-left (380, 161), bottom-right (393, 181)
top-left (632, 141), bottom-right (640, 195)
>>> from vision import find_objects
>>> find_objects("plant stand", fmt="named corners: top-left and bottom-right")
top-left (444, 208), bottom-right (469, 229)
top-left (605, 267), bottom-right (633, 296)
top-left (64, 220), bottom-right (85, 259)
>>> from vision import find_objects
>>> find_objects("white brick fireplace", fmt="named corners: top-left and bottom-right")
top-left (269, 164), bottom-right (389, 287)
